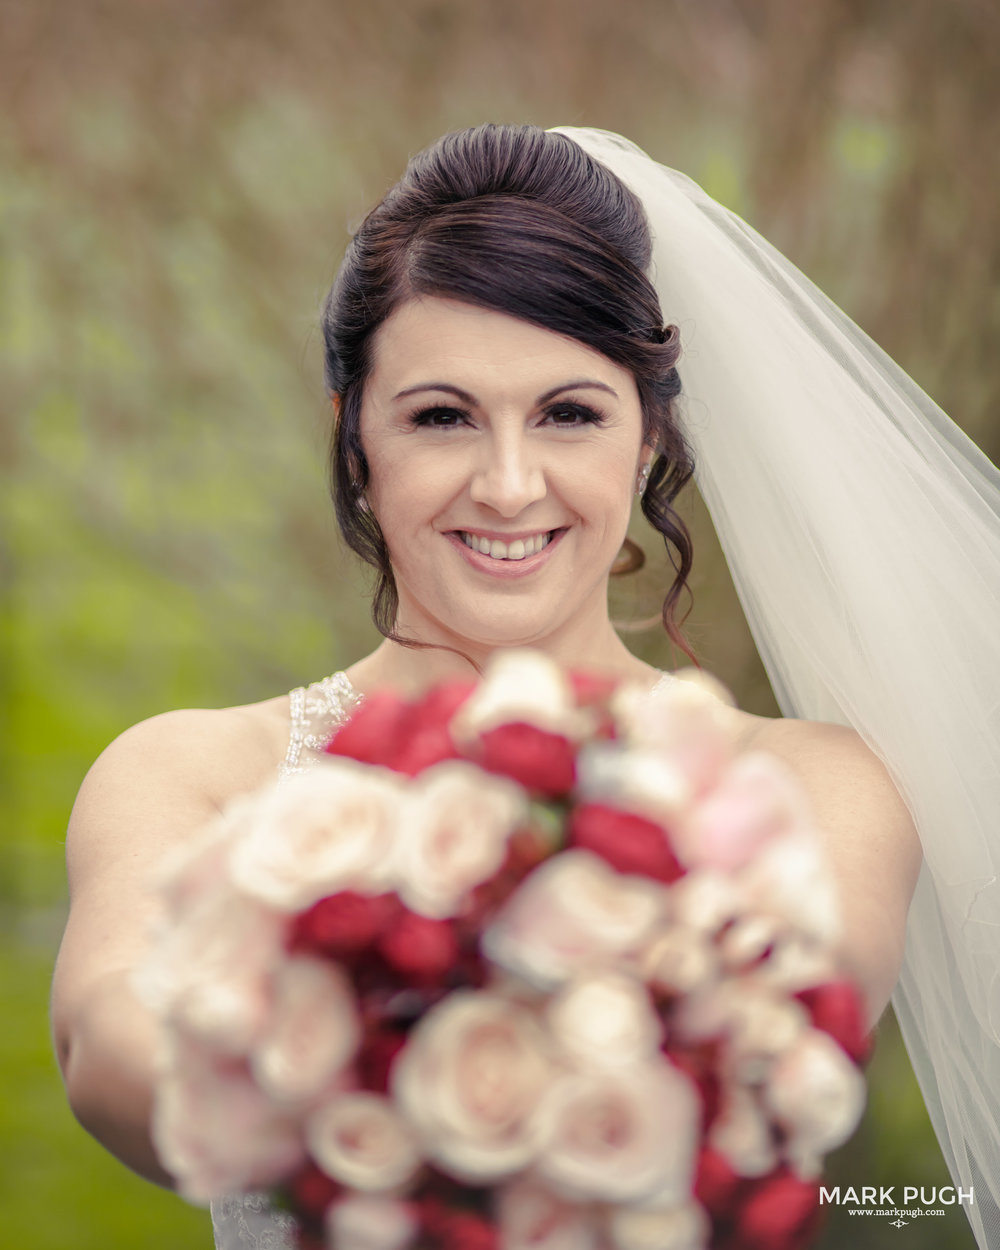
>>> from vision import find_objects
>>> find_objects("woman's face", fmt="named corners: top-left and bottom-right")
top-left (359, 296), bottom-right (648, 660)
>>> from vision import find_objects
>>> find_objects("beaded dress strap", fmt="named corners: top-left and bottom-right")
top-left (279, 671), bottom-right (361, 781)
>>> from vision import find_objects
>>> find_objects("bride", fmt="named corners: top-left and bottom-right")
top-left (50, 124), bottom-right (999, 1249)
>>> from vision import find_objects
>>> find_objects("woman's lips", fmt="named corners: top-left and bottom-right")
top-left (447, 528), bottom-right (566, 575)
top-left (458, 530), bottom-right (553, 560)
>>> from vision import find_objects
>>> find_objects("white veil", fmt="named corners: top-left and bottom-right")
top-left (551, 127), bottom-right (1000, 1248)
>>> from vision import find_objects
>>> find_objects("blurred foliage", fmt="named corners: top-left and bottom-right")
top-left (1, 0), bottom-right (995, 1245)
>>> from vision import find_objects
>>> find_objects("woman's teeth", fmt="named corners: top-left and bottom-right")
top-left (460, 531), bottom-right (552, 560)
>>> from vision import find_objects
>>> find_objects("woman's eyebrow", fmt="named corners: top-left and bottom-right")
top-left (392, 379), bottom-right (620, 404)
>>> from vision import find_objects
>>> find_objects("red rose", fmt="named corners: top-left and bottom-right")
top-left (358, 1028), bottom-right (408, 1093)
top-left (694, 1145), bottom-right (746, 1224)
top-left (666, 1044), bottom-right (722, 1131)
top-left (287, 1161), bottom-right (343, 1222)
top-left (415, 680), bottom-right (477, 729)
top-left (325, 692), bottom-right (410, 767)
top-left (735, 1168), bottom-right (822, 1250)
top-left (378, 910), bottom-right (460, 981)
top-left (288, 891), bottom-right (398, 958)
top-left (476, 722), bottom-right (576, 797)
top-left (795, 981), bottom-right (872, 1065)
top-left (569, 802), bottom-right (685, 883)
top-left (441, 1210), bottom-right (500, 1250)
top-left (393, 680), bottom-right (475, 776)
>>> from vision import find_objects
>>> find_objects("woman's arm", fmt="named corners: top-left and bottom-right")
top-left (749, 717), bottom-right (923, 1028)
top-left (50, 705), bottom-right (281, 1186)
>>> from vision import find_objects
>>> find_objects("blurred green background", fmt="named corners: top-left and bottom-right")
top-left (2, 0), bottom-right (997, 1245)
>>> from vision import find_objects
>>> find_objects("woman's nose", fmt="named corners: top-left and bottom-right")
top-left (468, 431), bottom-right (546, 516)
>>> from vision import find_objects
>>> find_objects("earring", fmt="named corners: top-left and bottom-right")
top-left (636, 462), bottom-right (651, 497)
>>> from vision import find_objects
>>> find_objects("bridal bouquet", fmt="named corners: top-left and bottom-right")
top-left (139, 652), bottom-right (870, 1250)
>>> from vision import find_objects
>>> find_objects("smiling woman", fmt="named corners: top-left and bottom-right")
top-left (353, 297), bottom-right (652, 681)
top-left (49, 121), bottom-right (1000, 1250)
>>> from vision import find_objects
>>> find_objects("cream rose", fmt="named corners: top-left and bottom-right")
top-left (307, 1091), bottom-right (421, 1192)
top-left (325, 1195), bottom-right (418, 1250)
top-left (138, 886), bottom-right (284, 1055)
top-left (546, 971), bottom-right (663, 1069)
top-left (451, 648), bottom-right (591, 739)
top-left (535, 1060), bottom-right (700, 1205)
top-left (708, 1084), bottom-right (778, 1178)
top-left (251, 955), bottom-right (360, 1105)
top-left (738, 830), bottom-right (841, 943)
top-left (483, 851), bottom-right (666, 990)
top-left (229, 759), bottom-right (403, 910)
top-left (392, 990), bottom-right (553, 1181)
top-left (764, 1028), bottom-right (867, 1168)
top-left (608, 1201), bottom-right (710, 1250)
top-left (497, 1175), bottom-right (599, 1250)
top-left (575, 741), bottom-right (690, 829)
top-left (611, 670), bottom-right (735, 797)
top-left (395, 761), bottom-right (527, 918)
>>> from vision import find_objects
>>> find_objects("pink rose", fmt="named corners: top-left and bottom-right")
top-left (307, 1091), bottom-right (420, 1192)
top-left (251, 955), bottom-right (360, 1105)
top-left (229, 759), bottom-right (404, 910)
top-left (676, 753), bottom-right (810, 872)
top-left (395, 762), bottom-right (527, 919)
top-left (611, 671), bottom-right (735, 796)
top-left (535, 1060), bottom-right (700, 1205)
top-left (392, 991), bottom-right (553, 1181)
top-left (483, 851), bottom-right (666, 990)
top-left (152, 1036), bottom-right (305, 1202)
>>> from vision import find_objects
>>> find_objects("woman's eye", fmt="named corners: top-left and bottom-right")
top-left (543, 403), bottom-right (604, 427)
top-left (409, 406), bottom-right (469, 428)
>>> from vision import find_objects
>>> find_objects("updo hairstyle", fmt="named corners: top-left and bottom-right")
top-left (321, 123), bottom-right (696, 656)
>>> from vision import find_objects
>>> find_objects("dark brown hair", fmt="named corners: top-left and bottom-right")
top-left (321, 123), bottom-right (696, 659)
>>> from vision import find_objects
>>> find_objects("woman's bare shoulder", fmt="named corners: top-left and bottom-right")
top-left (726, 708), bottom-right (913, 819)
top-left (81, 695), bottom-right (292, 808)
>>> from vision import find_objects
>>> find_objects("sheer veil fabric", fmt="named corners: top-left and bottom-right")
top-left (550, 127), bottom-right (1000, 1247)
